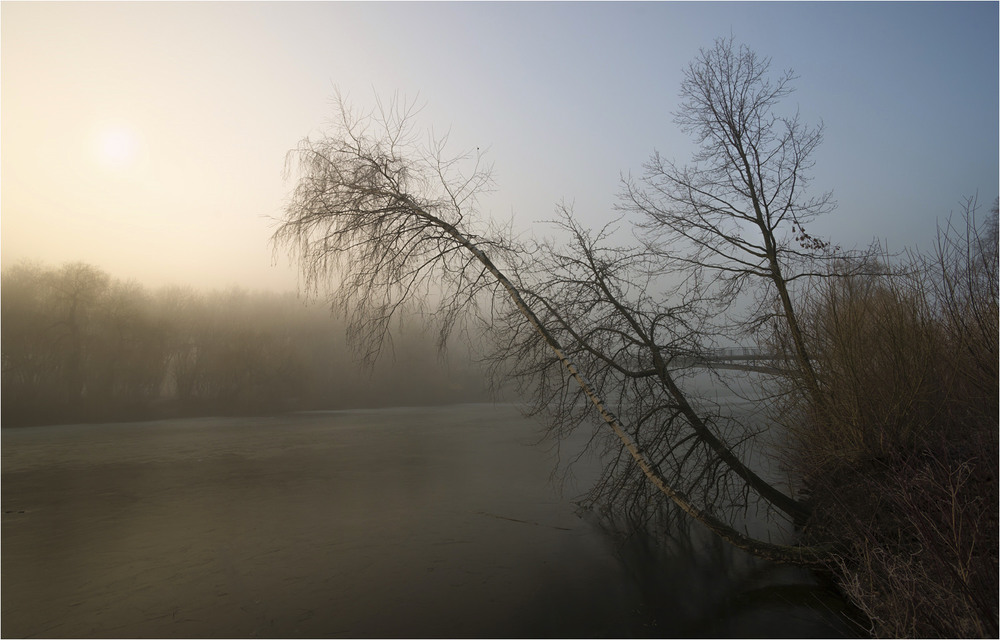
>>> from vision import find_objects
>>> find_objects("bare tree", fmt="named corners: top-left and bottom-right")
top-left (273, 84), bottom-right (831, 564)
top-left (619, 37), bottom-right (848, 402)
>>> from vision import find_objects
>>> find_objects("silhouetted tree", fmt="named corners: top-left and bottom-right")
top-left (618, 38), bottom-right (859, 405)
top-left (273, 40), bottom-right (846, 563)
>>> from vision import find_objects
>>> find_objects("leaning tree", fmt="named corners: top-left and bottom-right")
top-left (273, 40), bottom-right (847, 565)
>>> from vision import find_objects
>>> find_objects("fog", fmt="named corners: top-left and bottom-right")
top-left (2, 261), bottom-right (493, 428)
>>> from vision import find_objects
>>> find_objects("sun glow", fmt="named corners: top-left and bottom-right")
top-left (96, 125), bottom-right (140, 169)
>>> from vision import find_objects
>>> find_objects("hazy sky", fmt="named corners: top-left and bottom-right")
top-left (2, 1), bottom-right (997, 291)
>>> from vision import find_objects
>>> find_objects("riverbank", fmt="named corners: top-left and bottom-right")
top-left (800, 428), bottom-right (998, 638)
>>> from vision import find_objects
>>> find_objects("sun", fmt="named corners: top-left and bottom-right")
top-left (96, 125), bottom-right (140, 169)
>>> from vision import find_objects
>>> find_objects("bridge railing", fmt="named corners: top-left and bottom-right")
top-left (700, 346), bottom-right (784, 361)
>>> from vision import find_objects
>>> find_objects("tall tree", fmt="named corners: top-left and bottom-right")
top-left (274, 42), bottom-right (844, 564)
top-left (619, 37), bottom-right (841, 401)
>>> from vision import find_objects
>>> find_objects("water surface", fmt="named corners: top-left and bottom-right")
top-left (2, 404), bottom-right (850, 637)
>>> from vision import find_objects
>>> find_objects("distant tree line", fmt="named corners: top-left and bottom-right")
top-left (1, 262), bottom-right (490, 426)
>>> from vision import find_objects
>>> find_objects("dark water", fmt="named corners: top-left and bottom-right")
top-left (2, 404), bottom-right (852, 638)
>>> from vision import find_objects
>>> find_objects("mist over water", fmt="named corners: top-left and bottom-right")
top-left (2, 404), bottom-right (850, 638)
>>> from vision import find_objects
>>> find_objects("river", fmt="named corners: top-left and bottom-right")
top-left (2, 403), bottom-right (852, 637)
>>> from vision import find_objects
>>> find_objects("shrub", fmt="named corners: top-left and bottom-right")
top-left (774, 200), bottom-right (999, 637)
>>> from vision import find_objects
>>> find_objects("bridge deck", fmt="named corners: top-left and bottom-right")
top-left (672, 348), bottom-right (792, 374)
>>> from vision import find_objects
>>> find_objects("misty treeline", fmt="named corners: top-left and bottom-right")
top-left (275, 37), bottom-right (997, 636)
top-left (1, 261), bottom-right (489, 426)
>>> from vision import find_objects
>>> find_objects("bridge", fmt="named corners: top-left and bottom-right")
top-left (674, 347), bottom-right (792, 374)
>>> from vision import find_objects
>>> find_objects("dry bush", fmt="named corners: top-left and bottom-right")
top-left (786, 269), bottom-right (955, 470)
top-left (773, 201), bottom-right (998, 637)
top-left (930, 197), bottom-right (999, 431)
top-left (807, 431), bottom-right (998, 638)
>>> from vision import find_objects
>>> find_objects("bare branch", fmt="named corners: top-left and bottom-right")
top-left (273, 91), bottom-right (825, 564)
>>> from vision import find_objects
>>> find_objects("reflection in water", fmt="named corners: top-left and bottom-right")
top-left (2, 404), bottom-right (854, 637)
top-left (586, 509), bottom-right (857, 637)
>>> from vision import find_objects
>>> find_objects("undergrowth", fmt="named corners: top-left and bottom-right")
top-left (775, 200), bottom-right (999, 637)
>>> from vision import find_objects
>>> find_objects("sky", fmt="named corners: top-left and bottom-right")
top-left (2, 1), bottom-right (997, 292)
